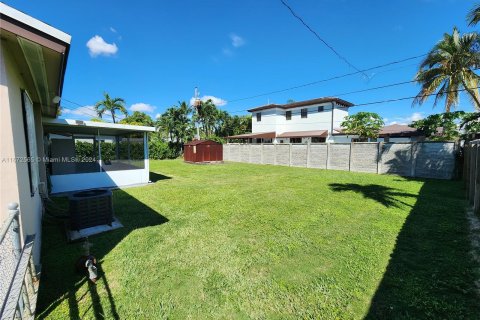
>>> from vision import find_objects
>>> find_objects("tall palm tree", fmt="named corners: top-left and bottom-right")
top-left (413, 27), bottom-right (480, 112)
top-left (94, 92), bottom-right (128, 123)
top-left (467, 4), bottom-right (480, 26)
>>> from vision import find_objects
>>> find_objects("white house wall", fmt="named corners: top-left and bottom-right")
top-left (0, 43), bottom-right (44, 264)
top-left (252, 103), bottom-right (349, 138)
top-left (50, 169), bottom-right (150, 194)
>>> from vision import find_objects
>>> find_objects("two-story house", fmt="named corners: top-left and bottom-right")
top-left (228, 97), bottom-right (353, 143)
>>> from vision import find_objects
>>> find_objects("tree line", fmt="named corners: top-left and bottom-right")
top-left (88, 95), bottom-right (251, 159)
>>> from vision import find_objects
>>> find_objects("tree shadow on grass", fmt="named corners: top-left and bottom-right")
top-left (329, 183), bottom-right (417, 208)
top-left (364, 179), bottom-right (480, 319)
top-left (35, 189), bottom-right (169, 319)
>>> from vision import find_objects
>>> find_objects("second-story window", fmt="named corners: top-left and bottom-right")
top-left (256, 112), bottom-right (261, 122)
top-left (301, 108), bottom-right (308, 118)
top-left (286, 110), bottom-right (292, 120)
top-left (318, 106), bottom-right (324, 112)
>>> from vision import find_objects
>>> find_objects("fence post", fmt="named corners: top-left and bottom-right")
top-left (261, 143), bottom-right (264, 164)
top-left (410, 142), bottom-right (418, 177)
top-left (377, 142), bottom-right (382, 174)
top-left (326, 143), bottom-right (330, 169)
top-left (8, 203), bottom-right (21, 261)
top-left (348, 143), bottom-right (352, 171)
top-left (474, 144), bottom-right (480, 214)
top-left (306, 142), bottom-right (311, 168)
top-left (289, 144), bottom-right (292, 167)
top-left (470, 144), bottom-right (477, 206)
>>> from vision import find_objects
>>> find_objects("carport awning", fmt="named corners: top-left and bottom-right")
top-left (228, 132), bottom-right (276, 139)
top-left (277, 130), bottom-right (328, 138)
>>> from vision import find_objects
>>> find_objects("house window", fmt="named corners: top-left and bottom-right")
top-left (290, 138), bottom-right (302, 143)
top-left (21, 90), bottom-right (39, 196)
top-left (286, 110), bottom-right (292, 120)
top-left (256, 112), bottom-right (261, 122)
top-left (301, 108), bottom-right (308, 118)
top-left (318, 106), bottom-right (324, 112)
top-left (312, 137), bottom-right (326, 143)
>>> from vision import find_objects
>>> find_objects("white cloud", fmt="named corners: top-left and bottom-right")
top-left (61, 105), bottom-right (98, 118)
top-left (155, 113), bottom-right (161, 119)
top-left (130, 103), bottom-right (156, 112)
top-left (86, 35), bottom-right (118, 57)
top-left (386, 112), bottom-right (424, 125)
top-left (189, 95), bottom-right (227, 107)
top-left (110, 27), bottom-right (117, 33)
top-left (230, 33), bottom-right (245, 47)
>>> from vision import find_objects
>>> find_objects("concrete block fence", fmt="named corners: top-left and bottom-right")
top-left (224, 142), bottom-right (457, 180)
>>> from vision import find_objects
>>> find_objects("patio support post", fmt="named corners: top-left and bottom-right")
top-left (144, 132), bottom-right (149, 173)
top-left (97, 129), bottom-right (102, 172)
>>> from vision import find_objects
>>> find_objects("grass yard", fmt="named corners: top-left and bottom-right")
top-left (36, 160), bottom-right (479, 319)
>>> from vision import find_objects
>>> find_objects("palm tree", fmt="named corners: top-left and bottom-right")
top-left (413, 27), bottom-right (480, 112)
top-left (94, 92), bottom-right (128, 123)
top-left (467, 4), bottom-right (480, 26)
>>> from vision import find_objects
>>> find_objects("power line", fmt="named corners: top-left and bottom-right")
top-left (279, 0), bottom-right (368, 78)
top-left (226, 53), bottom-right (426, 103)
top-left (230, 85), bottom-right (480, 118)
top-left (228, 78), bottom-right (416, 114)
top-left (60, 97), bottom-right (126, 121)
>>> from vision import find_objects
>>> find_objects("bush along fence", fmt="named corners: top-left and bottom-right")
top-left (224, 142), bottom-right (457, 180)
top-left (464, 140), bottom-right (480, 215)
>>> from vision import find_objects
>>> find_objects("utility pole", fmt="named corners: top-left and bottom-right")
top-left (193, 87), bottom-right (201, 140)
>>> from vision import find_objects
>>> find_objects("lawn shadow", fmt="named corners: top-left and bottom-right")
top-left (149, 171), bottom-right (172, 182)
top-left (329, 183), bottom-right (416, 208)
top-left (36, 189), bottom-right (169, 319)
top-left (364, 179), bottom-right (480, 318)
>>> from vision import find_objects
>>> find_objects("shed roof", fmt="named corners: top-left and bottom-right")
top-left (184, 140), bottom-right (222, 146)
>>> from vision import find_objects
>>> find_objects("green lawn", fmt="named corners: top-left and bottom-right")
top-left (36, 160), bottom-right (479, 319)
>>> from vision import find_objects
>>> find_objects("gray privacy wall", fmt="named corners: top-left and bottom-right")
top-left (223, 142), bottom-right (457, 179)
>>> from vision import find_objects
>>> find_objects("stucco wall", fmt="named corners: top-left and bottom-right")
top-left (0, 43), bottom-right (44, 264)
top-left (251, 103), bottom-right (349, 138)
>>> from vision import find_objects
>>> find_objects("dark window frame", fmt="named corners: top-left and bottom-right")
top-left (311, 137), bottom-right (326, 143)
top-left (20, 90), bottom-right (34, 197)
top-left (256, 112), bottom-right (261, 122)
top-left (301, 108), bottom-right (308, 118)
top-left (290, 138), bottom-right (302, 143)
top-left (318, 106), bottom-right (324, 112)
top-left (286, 110), bottom-right (292, 120)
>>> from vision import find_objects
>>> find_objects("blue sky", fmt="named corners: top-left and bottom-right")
top-left (5, 0), bottom-right (478, 124)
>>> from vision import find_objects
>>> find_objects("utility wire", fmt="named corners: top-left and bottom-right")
top-left (226, 54), bottom-right (426, 103)
top-left (279, 0), bottom-right (368, 78)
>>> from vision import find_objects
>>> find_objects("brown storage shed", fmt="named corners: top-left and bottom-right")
top-left (184, 140), bottom-right (223, 163)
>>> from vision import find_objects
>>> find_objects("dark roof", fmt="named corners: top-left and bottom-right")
top-left (277, 130), bottom-right (328, 138)
top-left (379, 124), bottom-right (421, 137)
top-left (334, 124), bottom-right (422, 137)
top-left (227, 132), bottom-right (276, 139)
top-left (184, 139), bottom-right (221, 146)
top-left (247, 97), bottom-right (354, 112)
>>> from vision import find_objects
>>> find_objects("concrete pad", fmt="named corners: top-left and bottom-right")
top-left (66, 217), bottom-right (123, 242)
